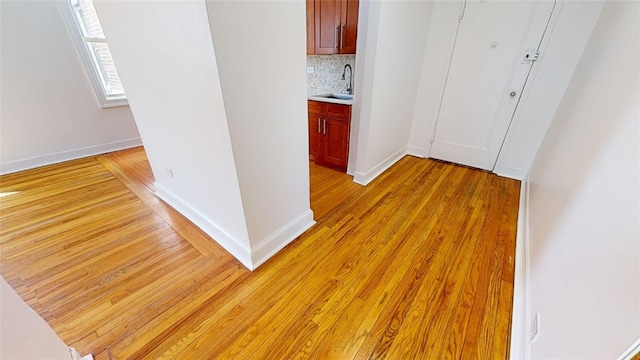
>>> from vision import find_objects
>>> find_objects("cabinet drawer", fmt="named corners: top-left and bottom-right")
top-left (325, 103), bottom-right (351, 120)
top-left (308, 100), bottom-right (351, 120)
top-left (308, 100), bottom-right (324, 115)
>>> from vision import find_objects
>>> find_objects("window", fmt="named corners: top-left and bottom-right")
top-left (61, 0), bottom-right (127, 107)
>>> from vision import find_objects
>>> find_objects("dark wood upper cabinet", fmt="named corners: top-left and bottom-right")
top-left (314, 0), bottom-right (341, 55)
top-left (340, 0), bottom-right (359, 54)
top-left (306, 0), bottom-right (315, 55)
top-left (309, 0), bottom-right (358, 55)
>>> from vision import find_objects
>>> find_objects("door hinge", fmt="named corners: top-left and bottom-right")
top-left (524, 49), bottom-right (540, 63)
top-left (458, 0), bottom-right (466, 22)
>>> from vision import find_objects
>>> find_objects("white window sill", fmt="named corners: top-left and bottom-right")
top-left (101, 96), bottom-right (129, 108)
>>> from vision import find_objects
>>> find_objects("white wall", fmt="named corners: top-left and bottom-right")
top-left (205, 0), bottom-right (315, 267)
top-left (527, 1), bottom-right (639, 358)
top-left (353, 0), bottom-right (433, 185)
top-left (348, 0), bottom-right (375, 177)
top-left (94, 1), bottom-right (253, 267)
top-left (96, 0), bottom-right (314, 270)
top-left (0, 1), bottom-right (140, 175)
top-left (1, 276), bottom-right (71, 360)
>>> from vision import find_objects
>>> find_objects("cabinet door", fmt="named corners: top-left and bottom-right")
top-left (308, 115), bottom-right (322, 161)
top-left (340, 0), bottom-right (359, 54)
top-left (322, 117), bottom-right (350, 170)
top-left (306, 0), bottom-right (315, 54)
top-left (315, 0), bottom-right (340, 55)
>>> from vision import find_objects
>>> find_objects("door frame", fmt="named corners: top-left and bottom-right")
top-left (492, 0), bottom-right (564, 177)
top-left (423, 0), bottom-right (564, 174)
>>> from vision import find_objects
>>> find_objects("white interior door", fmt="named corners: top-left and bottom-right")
top-left (429, 0), bottom-right (555, 170)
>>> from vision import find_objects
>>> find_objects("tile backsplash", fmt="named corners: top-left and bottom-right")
top-left (307, 55), bottom-right (356, 96)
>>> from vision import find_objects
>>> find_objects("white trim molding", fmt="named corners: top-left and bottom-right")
top-left (618, 337), bottom-right (640, 360)
top-left (510, 176), bottom-right (531, 359)
top-left (69, 347), bottom-right (93, 360)
top-left (154, 183), bottom-right (315, 271)
top-left (154, 182), bottom-right (253, 269)
top-left (406, 145), bottom-right (428, 158)
top-left (0, 137), bottom-right (142, 175)
top-left (250, 210), bottom-right (316, 270)
top-left (353, 147), bottom-right (407, 186)
top-left (346, 163), bottom-right (356, 176)
top-left (58, 0), bottom-right (128, 108)
top-left (495, 165), bottom-right (528, 181)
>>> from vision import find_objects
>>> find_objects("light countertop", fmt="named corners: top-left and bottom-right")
top-left (308, 94), bottom-right (353, 106)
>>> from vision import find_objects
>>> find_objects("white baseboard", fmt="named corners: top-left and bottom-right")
top-left (406, 145), bottom-right (427, 158)
top-left (154, 182), bottom-right (253, 269)
top-left (347, 163), bottom-right (356, 176)
top-left (618, 337), bottom-right (640, 360)
top-left (495, 165), bottom-right (528, 181)
top-left (353, 147), bottom-right (407, 186)
top-left (69, 347), bottom-right (93, 360)
top-left (0, 137), bottom-right (143, 175)
top-left (155, 183), bottom-right (315, 271)
top-left (250, 209), bottom-right (315, 270)
top-left (69, 347), bottom-right (80, 360)
top-left (510, 176), bottom-right (531, 360)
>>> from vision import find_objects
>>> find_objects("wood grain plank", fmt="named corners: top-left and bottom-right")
top-left (0, 147), bottom-right (521, 359)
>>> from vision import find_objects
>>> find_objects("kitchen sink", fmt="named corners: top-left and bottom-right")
top-left (315, 93), bottom-right (354, 100)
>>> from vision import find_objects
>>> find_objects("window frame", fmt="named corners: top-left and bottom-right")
top-left (59, 0), bottom-right (128, 108)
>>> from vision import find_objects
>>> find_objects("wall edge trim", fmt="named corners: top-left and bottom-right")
top-left (250, 209), bottom-right (316, 270)
top-left (0, 137), bottom-right (143, 175)
top-left (154, 182), bottom-right (252, 269)
top-left (495, 165), bottom-right (528, 181)
top-left (353, 147), bottom-right (407, 186)
top-left (618, 337), bottom-right (640, 360)
top-left (511, 174), bottom-right (531, 359)
top-left (407, 145), bottom-right (427, 158)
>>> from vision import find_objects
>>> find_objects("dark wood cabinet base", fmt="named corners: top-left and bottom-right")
top-left (308, 100), bottom-right (351, 172)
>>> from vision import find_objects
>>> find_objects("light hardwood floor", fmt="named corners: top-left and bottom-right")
top-left (0, 146), bottom-right (520, 359)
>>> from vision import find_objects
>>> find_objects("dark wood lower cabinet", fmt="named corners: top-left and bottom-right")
top-left (308, 115), bottom-right (322, 161)
top-left (322, 117), bottom-right (349, 169)
top-left (308, 101), bottom-right (351, 172)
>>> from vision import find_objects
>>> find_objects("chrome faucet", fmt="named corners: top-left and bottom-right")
top-left (341, 64), bottom-right (353, 95)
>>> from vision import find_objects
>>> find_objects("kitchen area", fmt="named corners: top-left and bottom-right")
top-left (306, 0), bottom-right (358, 173)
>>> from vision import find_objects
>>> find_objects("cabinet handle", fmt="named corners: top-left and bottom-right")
top-left (335, 26), bottom-right (339, 48)
top-left (340, 25), bottom-right (345, 49)
top-left (323, 118), bottom-right (326, 134)
top-left (317, 117), bottom-right (321, 133)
